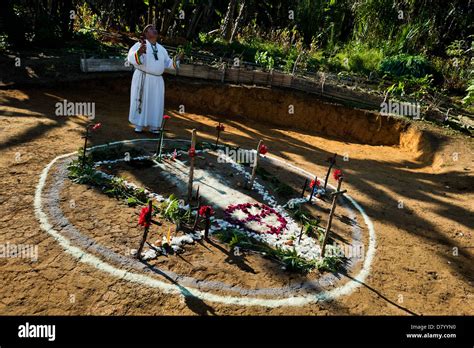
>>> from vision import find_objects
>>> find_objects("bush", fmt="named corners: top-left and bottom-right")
top-left (462, 80), bottom-right (474, 106)
top-left (323, 44), bottom-right (383, 76)
top-left (379, 54), bottom-right (433, 78)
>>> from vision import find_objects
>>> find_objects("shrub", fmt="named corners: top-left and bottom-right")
top-left (379, 53), bottom-right (433, 78)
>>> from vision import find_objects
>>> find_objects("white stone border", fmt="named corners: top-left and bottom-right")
top-left (34, 139), bottom-right (377, 308)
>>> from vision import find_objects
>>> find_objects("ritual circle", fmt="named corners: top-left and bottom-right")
top-left (34, 138), bottom-right (376, 307)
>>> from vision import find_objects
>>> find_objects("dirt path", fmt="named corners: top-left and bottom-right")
top-left (0, 85), bottom-right (472, 315)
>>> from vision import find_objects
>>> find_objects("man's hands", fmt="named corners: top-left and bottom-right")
top-left (138, 40), bottom-right (147, 55)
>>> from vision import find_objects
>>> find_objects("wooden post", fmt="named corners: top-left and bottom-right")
top-left (204, 208), bottom-right (211, 240)
top-left (192, 197), bottom-right (202, 232)
top-left (187, 129), bottom-right (197, 202)
top-left (81, 126), bottom-right (90, 169)
top-left (308, 176), bottom-right (318, 203)
top-left (137, 200), bottom-right (153, 260)
top-left (156, 129), bottom-right (165, 159)
top-left (301, 178), bottom-right (308, 198)
top-left (156, 117), bottom-right (169, 159)
top-left (248, 140), bottom-right (263, 189)
top-left (320, 178), bottom-right (346, 258)
top-left (215, 123), bottom-right (223, 148)
top-left (298, 225), bottom-right (304, 244)
top-left (195, 185), bottom-right (200, 201)
top-left (323, 153), bottom-right (337, 190)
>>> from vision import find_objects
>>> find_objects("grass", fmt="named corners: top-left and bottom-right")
top-left (160, 194), bottom-right (192, 225)
top-left (67, 149), bottom-right (149, 207)
top-left (214, 228), bottom-right (344, 273)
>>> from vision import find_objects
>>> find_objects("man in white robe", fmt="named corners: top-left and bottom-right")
top-left (127, 25), bottom-right (182, 133)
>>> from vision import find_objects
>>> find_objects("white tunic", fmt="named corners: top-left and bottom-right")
top-left (127, 40), bottom-right (178, 129)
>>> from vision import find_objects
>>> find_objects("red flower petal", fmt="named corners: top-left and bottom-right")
top-left (333, 169), bottom-right (343, 181)
top-left (138, 206), bottom-right (151, 227)
top-left (199, 205), bottom-right (214, 216)
top-left (258, 144), bottom-right (268, 155)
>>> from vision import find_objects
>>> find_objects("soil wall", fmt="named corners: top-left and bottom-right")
top-left (77, 75), bottom-right (426, 149)
top-left (164, 78), bottom-right (411, 146)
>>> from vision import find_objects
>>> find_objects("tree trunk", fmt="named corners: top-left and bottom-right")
top-left (220, 0), bottom-right (237, 41)
top-left (229, 0), bottom-right (246, 43)
top-left (60, 0), bottom-right (73, 40)
top-left (186, 4), bottom-right (204, 39)
top-left (147, 0), bottom-right (155, 25)
top-left (128, 0), bottom-right (137, 33)
top-left (160, 0), bottom-right (180, 36)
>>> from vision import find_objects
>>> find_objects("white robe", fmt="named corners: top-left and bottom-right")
top-left (127, 40), bottom-right (178, 129)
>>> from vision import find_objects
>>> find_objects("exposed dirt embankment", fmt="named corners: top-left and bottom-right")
top-left (69, 75), bottom-right (431, 157)
top-left (164, 78), bottom-right (426, 148)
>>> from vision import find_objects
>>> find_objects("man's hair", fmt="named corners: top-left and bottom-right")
top-left (142, 24), bottom-right (155, 36)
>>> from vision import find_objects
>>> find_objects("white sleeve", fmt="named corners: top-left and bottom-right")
top-left (163, 47), bottom-right (180, 70)
top-left (127, 42), bottom-right (144, 67)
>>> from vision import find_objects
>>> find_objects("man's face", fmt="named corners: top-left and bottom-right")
top-left (145, 26), bottom-right (158, 41)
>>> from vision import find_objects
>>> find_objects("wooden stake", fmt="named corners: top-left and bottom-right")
top-left (187, 129), bottom-right (197, 202)
top-left (195, 185), bottom-right (200, 201)
top-left (323, 153), bottom-right (337, 190)
top-left (215, 123), bottom-right (222, 147)
top-left (320, 178), bottom-right (346, 258)
top-left (308, 176), bottom-right (318, 203)
top-left (156, 129), bottom-right (165, 159)
top-left (300, 178), bottom-right (308, 198)
top-left (204, 208), bottom-right (211, 240)
top-left (192, 197), bottom-right (202, 232)
top-left (156, 118), bottom-right (169, 159)
top-left (298, 225), bottom-right (304, 244)
top-left (248, 140), bottom-right (263, 189)
top-left (137, 200), bottom-right (153, 260)
top-left (81, 127), bottom-right (90, 170)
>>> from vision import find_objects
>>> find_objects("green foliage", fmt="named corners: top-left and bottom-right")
top-left (214, 226), bottom-right (343, 274)
top-left (379, 54), bottom-right (433, 79)
top-left (160, 194), bottom-right (191, 224)
top-left (89, 145), bottom-right (147, 162)
top-left (67, 160), bottom-right (105, 185)
top-left (327, 44), bottom-right (383, 76)
top-left (215, 229), bottom-right (258, 250)
top-left (291, 207), bottom-right (322, 240)
top-left (255, 50), bottom-right (275, 70)
top-left (315, 254), bottom-right (343, 273)
top-left (462, 81), bottom-right (474, 106)
top-left (67, 149), bottom-right (147, 207)
top-left (273, 247), bottom-right (315, 273)
top-left (385, 74), bottom-right (434, 99)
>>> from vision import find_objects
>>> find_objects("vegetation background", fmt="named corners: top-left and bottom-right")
top-left (0, 0), bottom-right (472, 110)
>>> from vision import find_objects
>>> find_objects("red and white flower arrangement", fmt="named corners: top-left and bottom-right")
top-left (224, 203), bottom-right (287, 235)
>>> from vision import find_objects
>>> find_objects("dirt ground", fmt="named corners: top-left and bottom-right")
top-left (0, 81), bottom-right (472, 315)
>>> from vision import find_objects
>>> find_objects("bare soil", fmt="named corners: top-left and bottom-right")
top-left (0, 80), bottom-right (472, 315)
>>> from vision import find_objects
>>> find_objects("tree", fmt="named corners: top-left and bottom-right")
top-left (220, 0), bottom-right (237, 41)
